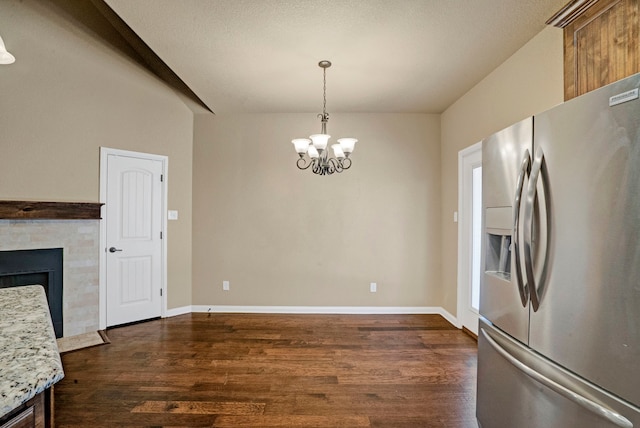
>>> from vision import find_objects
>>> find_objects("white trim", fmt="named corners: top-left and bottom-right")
top-left (192, 305), bottom-right (441, 314)
top-left (193, 305), bottom-right (456, 322)
top-left (99, 149), bottom-right (108, 330)
top-left (99, 147), bottom-right (168, 330)
top-left (159, 305), bottom-right (458, 328)
top-left (436, 307), bottom-right (459, 327)
top-left (457, 141), bottom-right (482, 333)
top-left (165, 305), bottom-right (192, 317)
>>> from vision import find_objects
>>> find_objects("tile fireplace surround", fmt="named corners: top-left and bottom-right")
top-left (0, 219), bottom-right (100, 337)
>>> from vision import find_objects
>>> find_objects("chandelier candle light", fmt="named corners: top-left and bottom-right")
top-left (291, 60), bottom-right (357, 175)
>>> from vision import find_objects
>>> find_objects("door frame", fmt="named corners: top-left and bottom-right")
top-left (457, 141), bottom-right (482, 334)
top-left (99, 147), bottom-right (168, 330)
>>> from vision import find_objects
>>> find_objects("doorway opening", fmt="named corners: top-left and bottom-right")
top-left (457, 141), bottom-right (482, 335)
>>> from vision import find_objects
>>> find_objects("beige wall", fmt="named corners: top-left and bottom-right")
top-left (193, 113), bottom-right (441, 307)
top-left (0, 0), bottom-right (568, 317)
top-left (0, 0), bottom-right (193, 309)
top-left (439, 26), bottom-right (565, 316)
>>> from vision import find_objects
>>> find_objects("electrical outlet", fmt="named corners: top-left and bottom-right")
top-left (223, 280), bottom-right (230, 291)
top-left (370, 282), bottom-right (377, 293)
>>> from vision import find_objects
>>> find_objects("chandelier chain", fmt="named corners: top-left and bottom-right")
top-left (322, 66), bottom-right (327, 117)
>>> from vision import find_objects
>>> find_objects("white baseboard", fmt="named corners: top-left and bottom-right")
top-left (165, 305), bottom-right (192, 317)
top-left (436, 307), bottom-right (459, 327)
top-left (185, 305), bottom-right (459, 327)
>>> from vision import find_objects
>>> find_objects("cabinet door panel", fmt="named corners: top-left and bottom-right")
top-left (559, 0), bottom-right (640, 100)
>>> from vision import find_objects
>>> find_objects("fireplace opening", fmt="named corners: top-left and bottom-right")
top-left (0, 248), bottom-right (63, 338)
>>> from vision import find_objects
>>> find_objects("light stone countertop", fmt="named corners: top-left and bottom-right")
top-left (0, 285), bottom-right (65, 418)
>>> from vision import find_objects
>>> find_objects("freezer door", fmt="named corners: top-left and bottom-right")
top-left (482, 117), bottom-right (533, 208)
top-left (530, 74), bottom-right (640, 407)
top-left (477, 318), bottom-right (640, 428)
top-left (480, 117), bottom-right (532, 344)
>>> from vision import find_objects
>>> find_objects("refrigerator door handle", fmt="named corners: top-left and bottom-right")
top-left (512, 149), bottom-right (531, 307)
top-left (480, 328), bottom-right (634, 428)
top-left (523, 146), bottom-right (550, 312)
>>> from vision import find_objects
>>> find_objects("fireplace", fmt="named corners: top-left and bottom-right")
top-left (1, 202), bottom-right (102, 337)
top-left (0, 248), bottom-right (63, 338)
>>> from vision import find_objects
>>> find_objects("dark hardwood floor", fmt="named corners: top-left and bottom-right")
top-left (55, 313), bottom-right (478, 427)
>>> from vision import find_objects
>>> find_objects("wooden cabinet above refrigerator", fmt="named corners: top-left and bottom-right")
top-left (548, 0), bottom-right (640, 101)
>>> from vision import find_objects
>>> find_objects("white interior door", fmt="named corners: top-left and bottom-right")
top-left (105, 152), bottom-right (164, 327)
top-left (457, 142), bottom-right (482, 335)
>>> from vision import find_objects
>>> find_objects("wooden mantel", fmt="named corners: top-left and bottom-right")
top-left (0, 201), bottom-right (103, 220)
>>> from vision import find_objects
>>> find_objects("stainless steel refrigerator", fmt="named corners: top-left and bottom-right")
top-left (477, 73), bottom-right (640, 427)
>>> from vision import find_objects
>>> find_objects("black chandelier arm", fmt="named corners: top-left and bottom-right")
top-left (296, 156), bottom-right (352, 175)
top-left (296, 156), bottom-right (314, 170)
top-left (312, 160), bottom-right (325, 175)
top-left (326, 157), bottom-right (343, 174)
top-left (324, 159), bottom-right (338, 175)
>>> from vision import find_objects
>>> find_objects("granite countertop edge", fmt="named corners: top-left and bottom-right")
top-left (0, 285), bottom-right (65, 418)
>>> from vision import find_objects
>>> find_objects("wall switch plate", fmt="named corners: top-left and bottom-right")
top-left (168, 210), bottom-right (179, 220)
top-left (453, 211), bottom-right (458, 223)
top-left (223, 280), bottom-right (230, 291)
top-left (370, 282), bottom-right (377, 293)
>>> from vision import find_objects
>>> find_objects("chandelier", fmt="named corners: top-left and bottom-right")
top-left (291, 60), bottom-right (357, 175)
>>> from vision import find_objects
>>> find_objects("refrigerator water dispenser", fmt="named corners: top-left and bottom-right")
top-left (484, 206), bottom-right (513, 280)
top-left (486, 233), bottom-right (511, 280)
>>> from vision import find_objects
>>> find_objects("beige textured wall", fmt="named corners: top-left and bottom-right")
top-left (193, 113), bottom-right (441, 307)
top-left (0, 1), bottom-right (566, 316)
top-left (439, 26), bottom-right (565, 316)
top-left (0, 0), bottom-right (193, 309)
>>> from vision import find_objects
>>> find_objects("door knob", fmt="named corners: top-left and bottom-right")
top-left (109, 247), bottom-right (123, 253)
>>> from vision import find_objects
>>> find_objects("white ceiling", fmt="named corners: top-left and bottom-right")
top-left (104, 0), bottom-right (568, 114)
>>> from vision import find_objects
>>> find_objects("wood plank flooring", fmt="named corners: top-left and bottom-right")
top-left (55, 313), bottom-right (478, 427)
